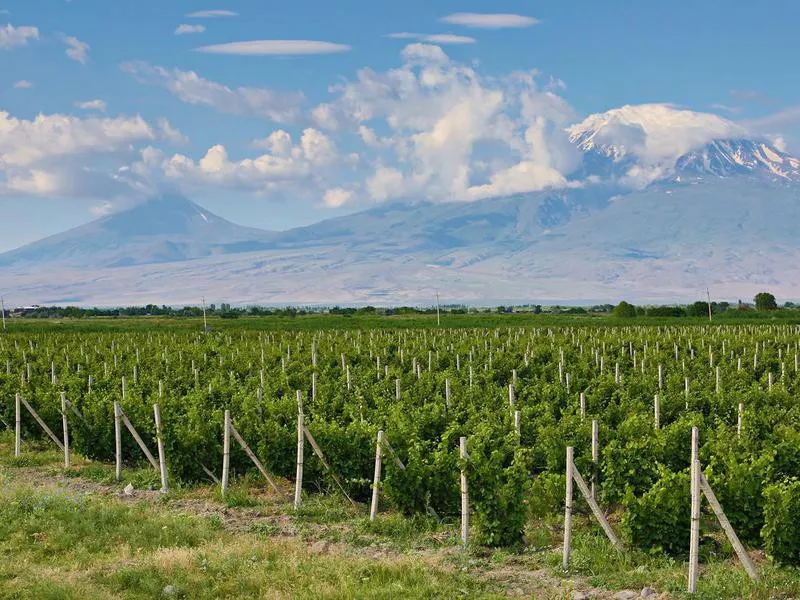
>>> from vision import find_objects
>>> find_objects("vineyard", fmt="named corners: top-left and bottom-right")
top-left (2, 322), bottom-right (800, 577)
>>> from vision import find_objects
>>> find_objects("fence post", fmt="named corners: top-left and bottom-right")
top-left (15, 392), bottom-right (21, 457)
top-left (563, 446), bottom-right (574, 570)
top-left (221, 409), bottom-right (231, 496)
top-left (153, 404), bottom-right (169, 493)
top-left (61, 391), bottom-right (70, 469)
top-left (591, 420), bottom-right (599, 500)
top-left (654, 394), bottom-right (660, 430)
top-left (688, 427), bottom-right (700, 593)
top-left (460, 436), bottom-right (469, 546)
top-left (370, 430), bottom-right (384, 521)
top-left (294, 391), bottom-right (304, 510)
top-left (114, 402), bottom-right (122, 481)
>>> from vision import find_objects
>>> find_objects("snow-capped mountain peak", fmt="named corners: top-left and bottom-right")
top-left (674, 138), bottom-right (800, 181)
top-left (567, 103), bottom-right (744, 164)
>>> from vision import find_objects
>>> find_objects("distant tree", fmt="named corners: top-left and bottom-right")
top-left (612, 301), bottom-right (637, 318)
top-left (646, 305), bottom-right (687, 317)
top-left (755, 292), bottom-right (778, 311)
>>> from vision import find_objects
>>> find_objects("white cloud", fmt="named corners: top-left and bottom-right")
top-left (75, 99), bottom-right (107, 112)
top-left (0, 23), bottom-right (39, 49)
top-left (13, 80), bottom-right (33, 89)
top-left (195, 40), bottom-right (351, 56)
top-left (63, 35), bottom-right (89, 64)
top-left (175, 24), bottom-right (206, 35)
top-left (387, 32), bottom-right (476, 45)
top-left (323, 187), bottom-right (354, 207)
top-left (0, 110), bottom-right (179, 198)
top-left (440, 13), bottom-right (539, 29)
top-left (155, 128), bottom-right (343, 193)
top-left (122, 61), bottom-right (304, 123)
top-left (186, 9), bottom-right (238, 18)
top-left (311, 43), bottom-right (576, 203)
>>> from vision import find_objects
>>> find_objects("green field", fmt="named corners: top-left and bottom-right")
top-left (2, 316), bottom-right (800, 598)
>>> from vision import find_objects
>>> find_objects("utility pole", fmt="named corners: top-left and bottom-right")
top-left (706, 288), bottom-right (712, 322)
top-left (435, 290), bottom-right (441, 327)
top-left (202, 296), bottom-right (208, 333)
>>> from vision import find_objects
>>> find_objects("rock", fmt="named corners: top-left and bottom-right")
top-left (123, 483), bottom-right (134, 496)
top-left (572, 592), bottom-right (590, 600)
top-left (310, 540), bottom-right (330, 554)
top-left (162, 585), bottom-right (176, 596)
top-left (613, 592), bottom-right (639, 600)
top-left (641, 588), bottom-right (656, 598)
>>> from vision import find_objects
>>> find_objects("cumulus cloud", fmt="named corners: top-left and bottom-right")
top-left (440, 13), bottom-right (539, 29)
top-left (387, 32), bottom-right (476, 45)
top-left (121, 61), bottom-right (304, 123)
top-left (175, 24), bottom-right (206, 35)
top-left (75, 99), bottom-right (107, 112)
top-left (0, 23), bottom-right (39, 49)
top-left (13, 80), bottom-right (33, 89)
top-left (62, 35), bottom-right (89, 64)
top-left (194, 40), bottom-right (351, 56)
top-left (149, 128), bottom-right (343, 195)
top-left (0, 110), bottom-right (178, 198)
top-left (186, 9), bottom-right (238, 18)
top-left (309, 43), bottom-right (577, 203)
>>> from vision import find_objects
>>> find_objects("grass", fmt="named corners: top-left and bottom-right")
top-left (3, 435), bottom-right (800, 598)
top-left (0, 481), bottom-right (502, 599)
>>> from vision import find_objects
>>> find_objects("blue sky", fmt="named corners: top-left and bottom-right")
top-left (1, 0), bottom-right (799, 251)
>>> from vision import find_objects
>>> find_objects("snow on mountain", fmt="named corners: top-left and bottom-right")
top-left (0, 195), bottom-right (277, 268)
top-left (674, 139), bottom-right (800, 181)
top-left (568, 103), bottom-right (744, 162)
top-left (2, 103), bottom-right (800, 305)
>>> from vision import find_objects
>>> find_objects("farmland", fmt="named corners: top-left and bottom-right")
top-left (2, 315), bottom-right (800, 598)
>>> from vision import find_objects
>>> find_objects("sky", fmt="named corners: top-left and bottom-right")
top-left (1, 0), bottom-right (799, 252)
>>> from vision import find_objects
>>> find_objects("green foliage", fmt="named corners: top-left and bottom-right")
top-left (612, 301), bottom-right (637, 318)
top-left (622, 467), bottom-right (690, 556)
top-left (755, 292), bottom-right (778, 311)
top-left (763, 479), bottom-right (800, 565)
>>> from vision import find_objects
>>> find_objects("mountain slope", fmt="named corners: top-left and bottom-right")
top-left (0, 195), bottom-right (277, 268)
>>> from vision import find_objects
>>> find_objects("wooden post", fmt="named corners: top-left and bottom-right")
top-left (114, 402), bottom-right (123, 481)
top-left (508, 384), bottom-right (515, 408)
top-left (294, 391), bottom-right (304, 510)
top-left (591, 419), bottom-right (599, 500)
top-left (563, 446), bottom-right (574, 570)
top-left (221, 409), bottom-right (231, 496)
top-left (61, 391), bottom-right (70, 469)
top-left (460, 436), bottom-right (469, 546)
top-left (654, 394), bottom-right (660, 430)
top-left (715, 366), bottom-right (720, 394)
top-left (737, 403), bottom-right (743, 437)
top-left (688, 426), bottom-right (700, 593)
top-left (153, 404), bottom-right (169, 493)
top-left (658, 364), bottom-right (663, 390)
top-left (370, 430), bottom-right (384, 521)
top-left (579, 392), bottom-right (586, 420)
top-left (15, 392), bottom-right (21, 457)
top-left (514, 410), bottom-right (521, 440)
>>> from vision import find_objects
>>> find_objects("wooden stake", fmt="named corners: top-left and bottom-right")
top-left (15, 392), bottom-right (21, 457)
top-left (563, 446), bottom-right (573, 570)
top-left (688, 426), bottom-right (700, 593)
top-left (294, 399), bottom-right (304, 510)
top-left (61, 392), bottom-right (70, 469)
top-left (221, 409), bottom-right (231, 496)
top-left (737, 403), bottom-right (743, 437)
top-left (153, 404), bottom-right (169, 493)
top-left (370, 430), bottom-right (384, 521)
top-left (591, 419), bottom-right (599, 500)
top-left (460, 436), bottom-right (469, 546)
top-left (114, 402), bottom-right (122, 481)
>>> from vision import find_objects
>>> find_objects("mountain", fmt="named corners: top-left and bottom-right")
top-left (0, 195), bottom-right (277, 268)
top-left (2, 106), bottom-right (800, 305)
top-left (674, 139), bottom-right (800, 182)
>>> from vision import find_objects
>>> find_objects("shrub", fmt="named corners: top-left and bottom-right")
top-left (762, 479), bottom-right (800, 566)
